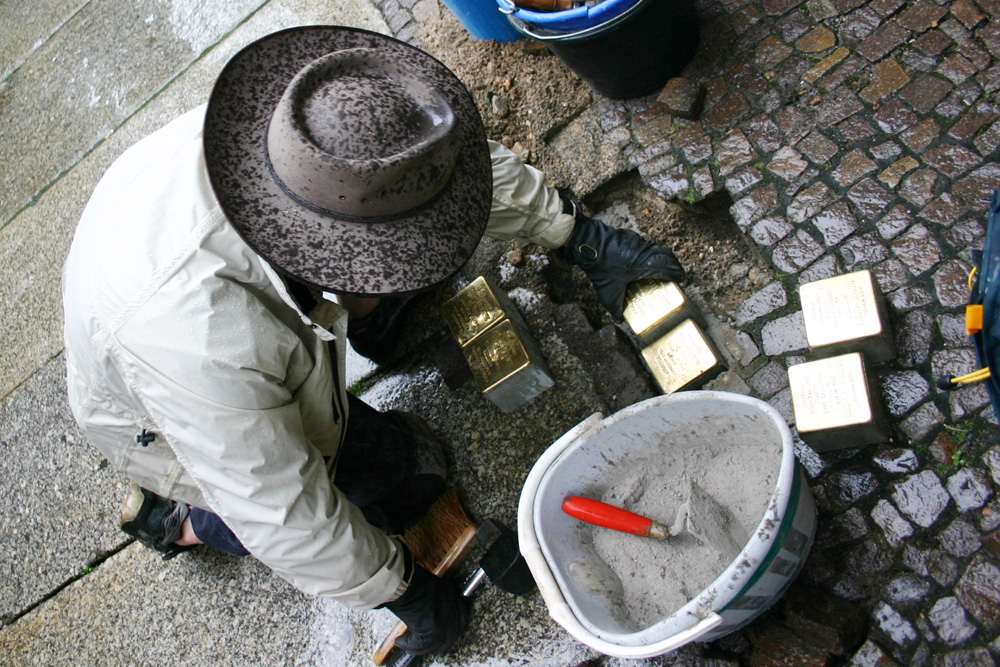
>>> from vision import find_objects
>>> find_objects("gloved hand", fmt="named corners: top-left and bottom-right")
top-left (558, 199), bottom-right (686, 323)
top-left (383, 563), bottom-right (470, 656)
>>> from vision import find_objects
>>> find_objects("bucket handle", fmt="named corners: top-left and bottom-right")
top-left (497, 0), bottom-right (516, 13)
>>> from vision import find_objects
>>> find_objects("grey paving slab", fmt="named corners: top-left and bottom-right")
top-left (0, 0), bottom-right (390, 399)
top-left (0, 541), bottom-right (593, 667)
top-left (345, 311), bottom-right (609, 667)
top-left (0, 173), bottom-right (87, 399)
top-left (0, 0), bottom-right (85, 80)
top-left (0, 0), bottom-right (265, 226)
top-left (0, 353), bottom-right (124, 623)
top-left (0, 543), bottom-right (321, 665)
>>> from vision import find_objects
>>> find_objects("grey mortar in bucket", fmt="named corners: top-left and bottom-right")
top-left (586, 434), bottom-right (779, 631)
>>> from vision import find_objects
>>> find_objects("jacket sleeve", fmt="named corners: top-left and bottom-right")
top-left (109, 270), bottom-right (407, 610)
top-left (485, 140), bottom-right (576, 248)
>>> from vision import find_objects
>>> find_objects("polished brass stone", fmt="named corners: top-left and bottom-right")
top-left (623, 280), bottom-right (693, 343)
top-left (800, 270), bottom-right (895, 363)
top-left (442, 276), bottom-right (520, 347)
top-left (641, 319), bottom-right (724, 394)
top-left (463, 319), bottom-right (554, 412)
top-left (442, 276), bottom-right (554, 411)
top-left (789, 352), bottom-right (888, 451)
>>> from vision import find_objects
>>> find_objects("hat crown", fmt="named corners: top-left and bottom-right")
top-left (301, 72), bottom-right (437, 158)
top-left (266, 48), bottom-right (458, 219)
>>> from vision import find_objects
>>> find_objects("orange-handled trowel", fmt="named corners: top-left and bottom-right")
top-left (563, 482), bottom-right (749, 558)
top-left (562, 495), bottom-right (673, 539)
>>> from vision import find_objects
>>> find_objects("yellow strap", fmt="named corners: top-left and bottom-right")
top-left (951, 367), bottom-right (991, 385)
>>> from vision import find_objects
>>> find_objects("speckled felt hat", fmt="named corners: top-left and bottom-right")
top-left (203, 26), bottom-right (492, 296)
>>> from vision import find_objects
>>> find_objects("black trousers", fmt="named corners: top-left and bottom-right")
top-left (189, 393), bottom-right (425, 555)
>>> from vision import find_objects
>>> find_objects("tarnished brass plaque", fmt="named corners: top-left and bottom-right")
top-left (789, 352), bottom-right (888, 450)
top-left (623, 281), bottom-right (690, 342)
top-left (800, 270), bottom-right (895, 362)
top-left (442, 276), bottom-right (509, 347)
top-left (463, 319), bottom-right (554, 412)
top-left (641, 319), bottom-right (722, 394)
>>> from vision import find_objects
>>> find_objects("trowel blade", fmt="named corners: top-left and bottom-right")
top-left (683, 480), bottom-right (747, 559)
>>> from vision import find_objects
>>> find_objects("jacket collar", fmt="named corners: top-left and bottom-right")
top-left (258, 260), bottom-right (337, 342)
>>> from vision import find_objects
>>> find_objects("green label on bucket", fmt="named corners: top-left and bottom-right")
top-left (722, 468), bottom-right (806, 611)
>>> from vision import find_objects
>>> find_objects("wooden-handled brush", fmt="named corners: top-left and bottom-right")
top-left (373, 487), bottom-right (478, 666)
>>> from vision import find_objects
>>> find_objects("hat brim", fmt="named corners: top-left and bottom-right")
top-left (204, 26), bottom-right (492, 296)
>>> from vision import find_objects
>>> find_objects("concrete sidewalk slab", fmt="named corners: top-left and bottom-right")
top-left (0, 541), bottom-right (594, 666)
top-left (0, 0), bottom-right (263, 224)
top-left (0, 0), bottom-right (83, 80)
top-left (0, 543), bottom-right (324, 664)
top-left (1, 0), bottom-right (391, 228)
top-left (0, 353), bottom-right (124, 623)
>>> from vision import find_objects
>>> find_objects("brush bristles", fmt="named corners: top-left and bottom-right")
top-left (403, 487), bottom-right (475, 569)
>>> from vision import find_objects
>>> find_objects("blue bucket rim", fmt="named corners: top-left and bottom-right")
top-left (497, 0), bottom-right (642, 31)
top-left (505, 0), bottom-right (651, 42)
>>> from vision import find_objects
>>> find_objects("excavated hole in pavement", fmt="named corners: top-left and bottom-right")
top-left (582, 173), bottom-right (774, 325)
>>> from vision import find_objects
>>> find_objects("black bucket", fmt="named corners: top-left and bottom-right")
top-left (507, 0), bottom-right (699, 99)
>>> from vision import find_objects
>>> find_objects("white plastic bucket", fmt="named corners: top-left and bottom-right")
top-left (518, 392), bottom-right (816, 659)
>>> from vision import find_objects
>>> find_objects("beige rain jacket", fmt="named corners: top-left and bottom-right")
top-left (62, 105), bottom-right (574, 608)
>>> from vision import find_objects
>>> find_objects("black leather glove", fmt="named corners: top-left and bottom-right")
top-left (383, 563), bottom-right (470, 656)
top-left (558, 199), bottom-right (686, 323)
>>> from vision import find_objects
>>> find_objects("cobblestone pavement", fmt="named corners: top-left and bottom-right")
top-left (376, 0), bottom-right (1000, 664)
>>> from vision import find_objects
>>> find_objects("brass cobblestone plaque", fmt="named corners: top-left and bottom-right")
top-left (641, 319), bottom-right (724, 394)
top-left (800, 270), bottom-right (895, 363)
top-left (442, 276), bottom-right (520, 347)
top-left (464, 319), bottom-right (554, 412)
top-left (623, 280), bottom-right (693, 343)
top-left (789, 352), bottom-right (888, 451)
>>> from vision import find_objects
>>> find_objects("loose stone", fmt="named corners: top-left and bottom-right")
top-left (847, 178), bottom-right (894, 218)
top-left (885, 575), bottom-right (931, 608)
top-left (848, 639), bottom-right (897, 667)
top-left (900, 402), bottom-right (945, 441)
top-left (828, 469), bottom-right (880, 506)
top-left (873, 603), bottom-right (919, 647)
top-left (946, 468), bottom-right (993, 512)
top-left (877, 206), bottom-right (914, 241)
top-left (771, 230), bottom-right (825, 273)
top-left (939, 518), bottom-right (982, 559)
top-left (891, 224), bottom-right (943, 276)
top-left (761, 311), bottom-right (809, 355)
top-left (928, 597), bottom-right (978, 645)
top-left (891, 470), bottom-right (951, 528)
top-left (955, 555), bottom-right (1000, 632)
top-left (751, 216), bottom-right (794, 246)
top-left (812, 202), bottom-right (858, 245)
top-left (878, 373), bottom-right (930, 419)
top-left (871, 499), bottom-right (914, 547)
top-left (735, 280), bottom-right (788, 326)
top-left (873, 446), bottom-right (921, 474)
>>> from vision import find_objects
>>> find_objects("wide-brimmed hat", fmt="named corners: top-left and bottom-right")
top-left (203, 26), bottom-right (492, 296)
